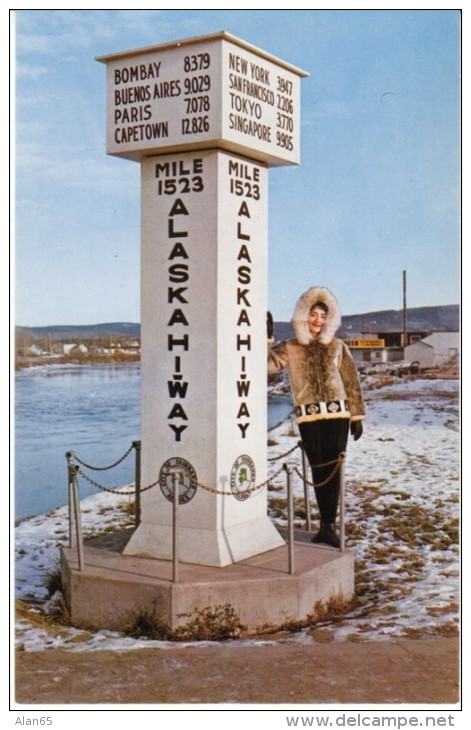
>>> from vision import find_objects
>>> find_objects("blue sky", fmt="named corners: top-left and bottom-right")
top-left (13, 9), bottom-right (461, 326)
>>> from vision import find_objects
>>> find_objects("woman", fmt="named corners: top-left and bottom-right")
top-left (268, 286), bottom-right (365, 547)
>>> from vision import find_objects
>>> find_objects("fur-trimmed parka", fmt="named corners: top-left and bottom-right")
top-left (268, 287), bottom-right (365, 424)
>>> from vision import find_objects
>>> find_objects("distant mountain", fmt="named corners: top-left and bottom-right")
top-left (17, 304), bottom-right (459, 342)
top-left (16, 322), bottom-right (141, 340)
top-left (273, 304), bottom-right (459, 341)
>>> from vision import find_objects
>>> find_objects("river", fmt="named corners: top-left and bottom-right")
top-left (14, 364), bottom-right (293, 520)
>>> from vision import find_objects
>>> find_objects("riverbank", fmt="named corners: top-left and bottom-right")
top-left (15, 353), bottom-right (140, 371)
top-left (13, 375), bottom-right (460, 707)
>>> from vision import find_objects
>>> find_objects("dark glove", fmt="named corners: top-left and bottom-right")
top-left (350, 421), bottom-right (363, 441)
top-left (267, 311), bottom-right (274, 340)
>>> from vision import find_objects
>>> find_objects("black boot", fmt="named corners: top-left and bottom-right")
top-left (311, 522), bottom-right (340, 548)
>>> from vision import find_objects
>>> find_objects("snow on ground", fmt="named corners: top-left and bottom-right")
top-left (15, 376), bottom-right (459, 651)
top-left (267, 376), bottom-right (459, 642)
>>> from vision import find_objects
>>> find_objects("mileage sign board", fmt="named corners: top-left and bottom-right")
top-left (97, 31), bottom-right (308, 167)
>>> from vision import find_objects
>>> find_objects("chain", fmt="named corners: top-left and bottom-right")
top-left (76, 468), bottom-right (138, 494)
top-left (75, 463), bottom-right (287, 497)
top-left (70, 444), bottom-right (134, 472)
top-left (77, 467), bottom-right (161, 496)
top-left (267, 442), bottom-right (300, 462)
top-left (293, 452), bottom-right (346, 489)
top-left (193, 464), bottom-right (287, 495)
top-left (72, 451), bottom-right (345, 497)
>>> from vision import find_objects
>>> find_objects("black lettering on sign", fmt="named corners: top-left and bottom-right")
top-left (115, 86), bottom-right (151, 105)
top-left (229, 93), bottom-right (262, 119)
top-left (168, 403), bottom-right (188, 420)
top-left (237, 380), bottom-right (251, 397)
top-left (168, 263), bottom-right (189, 283)
top-left (181, 116), bottom-right (210, 135)
top-left (229, 53), bottom-right (248, 75)
top-left (237, 402), bottom-right (250, 418)
top-left (233, 193), bottom-right (257, 440)
top-left (168, 380), bottom-right (189, 398)
top-left (249, 62), bottom-right (270, 85)
top-left (153, 79), bottom-right (181, 98)
top-left (114, 122), bottom-right (169, 145)
top-left (237, 288), bottom-right (251, 307)
top-left (168, 424), bottom-right (187, 441)
top-left (167, 308), bottom-right (189, 326)
top-left (168, 243), bottom-right (189, 260)
top-left (237, 423), bottom-right (250, 438)
top-left (238, 201), bottom-right (251, 217)
top-left (183, 53), bottom-right (211, 72)
top-left (237, 223), bottom-right (250, 241)
top-left (167, 199), bottom-right (189, 238)
top-left (237, 309), bottom-right (251, 326)
top-left (168, 286), bottom-right (188, 304)
top-left (229, 160), bottom-right (260, 181)
top-left (236, 202), bottom-right (251, 240)
top-left (238, 245), bottom-right (251, 262)
top-left (163, 178), bottom-right (200, 442)
top-left (237, 265), bottom-right (251, 284)
top-left (114, 62), bottom-right (162, 85)
top-left (184, 95), bottom-right (210, 114)
top-left (114, 105), bottom-right (152, 124)
top-left (156, 166), bottom-right (204, 195)
top-left (168, 334), bottom-right (189, 351)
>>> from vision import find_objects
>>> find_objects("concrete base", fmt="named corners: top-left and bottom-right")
top-left (61, 529), bottom-right (355, 633)
top-left (122, 515), bottom-right (286, 567)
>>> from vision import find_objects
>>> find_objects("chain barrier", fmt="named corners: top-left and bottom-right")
top-left (74, 462), bottom-right (287, 497)
top-left (69, 444), bottom-right (134, 472)
top-left (67, 442), bottom-right (348, 573)
top-left (293, 452), bottom-right (345, 489)
top-left (73, 460), bottom-right (344, 498)
top-left (76, 467), bottom-right (136, 495)
top-left (68, 444), bottom-right (345, 497)
top-left (192, 464), bottom-right (287, 495)
top-left (267, 442), bottom-right (300, 462)
top-left (68, 439), bottom-right (296, 498)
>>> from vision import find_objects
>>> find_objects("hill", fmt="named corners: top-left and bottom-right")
top-left (17, 304), bottom-right (458, 342)
top-left (273, 304), bottom-right (459, 341)
top-left (16, 322), bottom-right (141, 340)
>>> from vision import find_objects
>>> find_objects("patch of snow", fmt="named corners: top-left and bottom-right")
top-left (15, 377), bottom-right (459, 651)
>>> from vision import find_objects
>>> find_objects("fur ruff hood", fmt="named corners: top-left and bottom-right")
top-left (292, 287), bottom-right (341, 346)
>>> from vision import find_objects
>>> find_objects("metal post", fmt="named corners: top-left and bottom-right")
top-left (299, 441), bottom-right (311, 532)
top-left (66, 452), bottom-right (75, 547)
top-left (71, 466), bottom-right (85, 571)
top-left (339, 453), bottom-right (346, 552)
top-left (172, 471), bottom-right (180, 583)
top-left (284, 464), bottom-right (295, 574)
top-left (403, 269), bottom-right (408, 348)
top-left (132, 440), bottom-right (141, 527)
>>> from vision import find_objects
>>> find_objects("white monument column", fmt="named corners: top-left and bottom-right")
top-left (97, 32), bottom-right (308, 566)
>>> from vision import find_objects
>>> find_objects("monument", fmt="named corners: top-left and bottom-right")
top-left (97, 32), bottom-right (308, 566)
top-left (59, 33), bottom-right (355, 633)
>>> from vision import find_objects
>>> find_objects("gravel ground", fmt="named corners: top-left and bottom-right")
top-left (15, 637), bottom-right (459, 706)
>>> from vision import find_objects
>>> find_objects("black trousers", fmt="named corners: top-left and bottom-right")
top-left (298, 419), bottom-right (349, 524)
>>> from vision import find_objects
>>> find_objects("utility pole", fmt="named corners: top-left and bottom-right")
top-left (403, 270), bottom-right (408, 348)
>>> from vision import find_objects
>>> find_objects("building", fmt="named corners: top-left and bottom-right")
top-left (375, 331), bottom-right (428, 348)
top-left (342, 337), bottom-right (403, 366)
top-left (404, 332), bottom-right (459, 368)
top-left (26, 344), bottom-right (43, 357)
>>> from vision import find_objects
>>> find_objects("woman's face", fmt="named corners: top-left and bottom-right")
top-left (308, 305), bottom-right (327, 339)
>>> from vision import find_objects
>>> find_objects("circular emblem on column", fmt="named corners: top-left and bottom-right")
top-left (230, 455), bottom-right (255, 501)
top-left (159, 457), bottom-right (198, 505)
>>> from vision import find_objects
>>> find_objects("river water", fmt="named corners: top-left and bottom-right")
top-left (14, 364), bottom-right (293, 520)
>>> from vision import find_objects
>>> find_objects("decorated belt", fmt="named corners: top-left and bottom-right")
top-left (296, 400), bottom-right (349, 418)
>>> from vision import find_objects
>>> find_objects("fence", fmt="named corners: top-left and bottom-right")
top-left (65, 440), bottom-right (346, 579)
